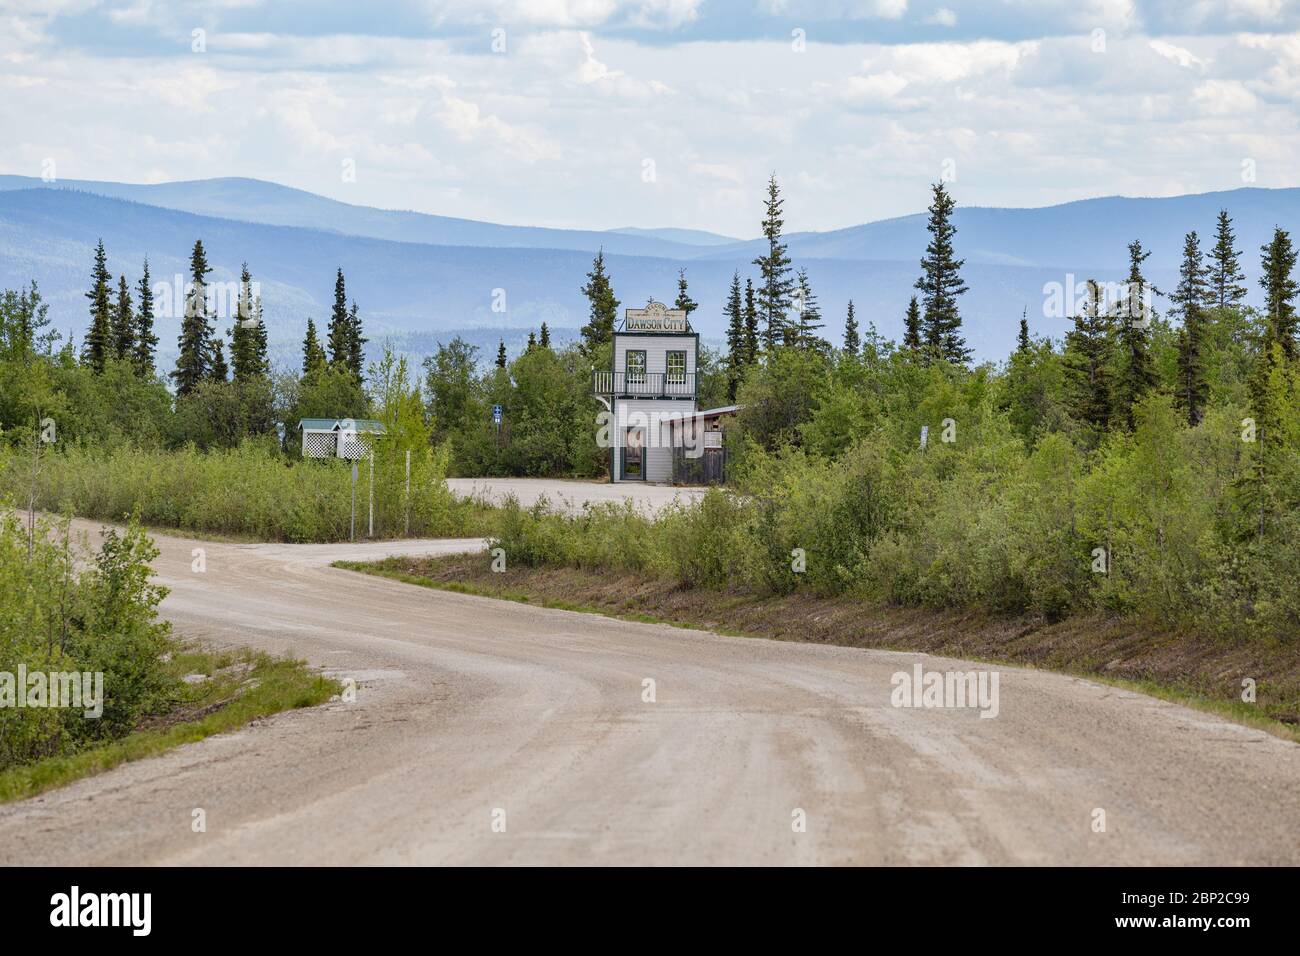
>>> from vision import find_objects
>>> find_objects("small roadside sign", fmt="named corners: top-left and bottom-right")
top-left (492, 404), bottom-right (503, 424)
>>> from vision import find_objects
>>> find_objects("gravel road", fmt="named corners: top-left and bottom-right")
top-left (1, 521), bottom-right (1297, 865)
top-left (446, 477), bottom-right (704, 515)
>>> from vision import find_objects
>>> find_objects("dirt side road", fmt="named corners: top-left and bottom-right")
top-left (1, 522), bottom-right (1297, 865)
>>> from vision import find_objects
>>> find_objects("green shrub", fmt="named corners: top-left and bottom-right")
top-left (0, 438), bottom-right (468, 543)
top-left (0, 510), bottom-right (175, 770)
top-left (656, 489), bottom-right (750, 589)
top-left (475, 389), bottom-right (1300, 643)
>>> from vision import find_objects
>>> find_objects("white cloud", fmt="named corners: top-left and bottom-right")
top-left (434, 91), bottom-right (560, 162)
top-left (999, 0), bottom-right (1140, 32)
top-left (578, 31), bottom-right (618, 83)
top-left (842, 70), bottom-right (911, 106)
top-left (689, 162), bottom-right (744, 185)
top-left (759, 0), bottom-right (907, 20)
top-left (427, 0), bottom-right (703, 29)
top-left (1191, 78), bottom-right (1259, 114)
top-left (1149, 39), bottom-right (1207, 71)
top-left (868, 40), bottom-right (1029, 85)
top-left (3, 5), bottom-right (1300, 235)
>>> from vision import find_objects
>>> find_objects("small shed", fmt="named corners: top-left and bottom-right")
top-left (298, 418), bottom-right (386, 460)
top-left (666, 404), bottom-right (739, 486)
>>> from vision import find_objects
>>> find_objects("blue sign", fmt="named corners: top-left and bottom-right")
top-left (492, 404), bottom-right (503, 424)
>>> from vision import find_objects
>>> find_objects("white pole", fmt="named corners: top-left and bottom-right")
top-left (404, 449), bottom-right (411, 537)
top-left (368, 448), bottom-right (374, 538)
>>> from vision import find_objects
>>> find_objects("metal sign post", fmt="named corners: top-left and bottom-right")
top-left (368, 448), bottom-right (374, 539)
top-left (350, 461), bottom-right (358, 541)
top-left (492, 404), bottom-right (503, 448)
top-left (404, 449), bottom-right (411, 537)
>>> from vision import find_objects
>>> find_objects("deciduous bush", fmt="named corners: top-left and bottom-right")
top-left (0, 439), bottom-right (468, 542)
top-left (0, 510), bottom-right (174, 770)
top-left (476, 388), bottom-right (1300, 644)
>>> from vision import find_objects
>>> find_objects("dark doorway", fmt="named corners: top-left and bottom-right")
top-left (621, 426), bottom-right (645, 480)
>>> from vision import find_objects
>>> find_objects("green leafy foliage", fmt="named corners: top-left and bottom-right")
top-left (0, 511), bottom-right (174, 770)
top-left (486, 341), bottom-right (1300, 642)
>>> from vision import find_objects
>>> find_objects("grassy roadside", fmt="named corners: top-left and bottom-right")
top-left (0, 644), bottom-right (341, 804)
top-left (32, 495), bottom-right (504, 546)
top-left (136, 497), bottom-right (503, 544)
top-left (338, 553), bottom-right (1300, 744)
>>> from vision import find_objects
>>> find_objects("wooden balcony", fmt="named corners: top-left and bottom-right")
top-left (593, 371), bottom-right (696, 399)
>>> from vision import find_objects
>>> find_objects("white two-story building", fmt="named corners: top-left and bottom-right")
top-left (594, 299), bottom-right (699, 483)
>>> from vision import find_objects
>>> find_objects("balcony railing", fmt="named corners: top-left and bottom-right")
top-left (593, 371), bottom-right (696, 398)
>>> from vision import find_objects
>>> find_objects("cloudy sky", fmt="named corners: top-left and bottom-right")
top-left (3, 0), bottom-right (1299, 237)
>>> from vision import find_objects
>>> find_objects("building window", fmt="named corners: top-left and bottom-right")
top-left (666, 350), bottom-right (686, 385)
top-left (626, 349), bottom-right (646, 384)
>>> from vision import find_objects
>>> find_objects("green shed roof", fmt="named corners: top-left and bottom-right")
top-left (297, 418), bottom-right (386, 433)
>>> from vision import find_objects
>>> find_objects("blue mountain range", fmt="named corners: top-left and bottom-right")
top-left (1, 174), bottom-right (1293, 367)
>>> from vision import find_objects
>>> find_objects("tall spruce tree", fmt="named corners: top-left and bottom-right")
top-left (1063, 279), bottom-right (1112, 433)
top-left (301, 318), bottom-right (326, 376)
top-left (752, 174), bottom-right (795, 350)
top-left (1208, 209), bottom-right (1248, 310)
top-left (83, 239), bottom-right (113, 372)
top-left (8, 281), bottom-right (52, 355)
top-left (496, 339), bottom-right (508, 368)
top-left (172, 239), bottom-right (213, 396)
top-left (1258, 226), bottom-right (1299, 361)
top-left (231, 263), bottom-right (268, 382)
top-left (210, 336), bottom-right (229, 382)
top-left (539, 322), bottom-right (551, 349)
top-left (526, 330), bottom-right (537, 352)
top-left (1247, 230), bottom-right (1299, 462)
top-left (579, 249), bottom-right (619, 357)
top-left (346, 300), bottom-right (366, 381)
top-left (252, 294), bottom-right (268, 373)
top-left (1247, 227), bottom-right (1300, 459)
top-left (1111, 239), bottom-right (1157, 428)
top-left (673, 268), bottom-right (698, 323)
top-left (133, 258), bottom-right (158, 377)
top-left (792, 268), bottom-right (823, 348)
top-left (914, 182), bottom-right (970, 364)
top-left (843, 300), bottom-right (860, 356)
top-left (724, 273), bottom-right (745, 401)
top-left (1017, 308), bottom-right (1031, 353)
top-left (112, 273), bottom-right (135, 360)
top-left (327, 268), bottom-right (350, 368)
top-left (1170, 231), bottom-right (1211, 425)
top-left (742, 278), bottom-right (759, 364)
top-left (902, 295), bottom-right (922, 351)
top-left (1175, 326), bottom-right (1207, 427)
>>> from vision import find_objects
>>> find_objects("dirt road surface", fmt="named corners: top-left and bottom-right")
top-left (1, 521), bottom-right (1297, 865)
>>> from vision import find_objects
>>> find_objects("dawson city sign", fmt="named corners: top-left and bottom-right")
top-left (624, 299), bottom-right (689, 333)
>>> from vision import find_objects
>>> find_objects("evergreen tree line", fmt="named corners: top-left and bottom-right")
top-left (1, 241), bottom-right (372, 454)
top-left (572, 176), bottom-right (976, 407)
top-left (79, 238), bottom-right (370, 398)
top-left (1034, 208), bottom-right (1291, 449)
top-left (80, 238), bottom-right (160, 378)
